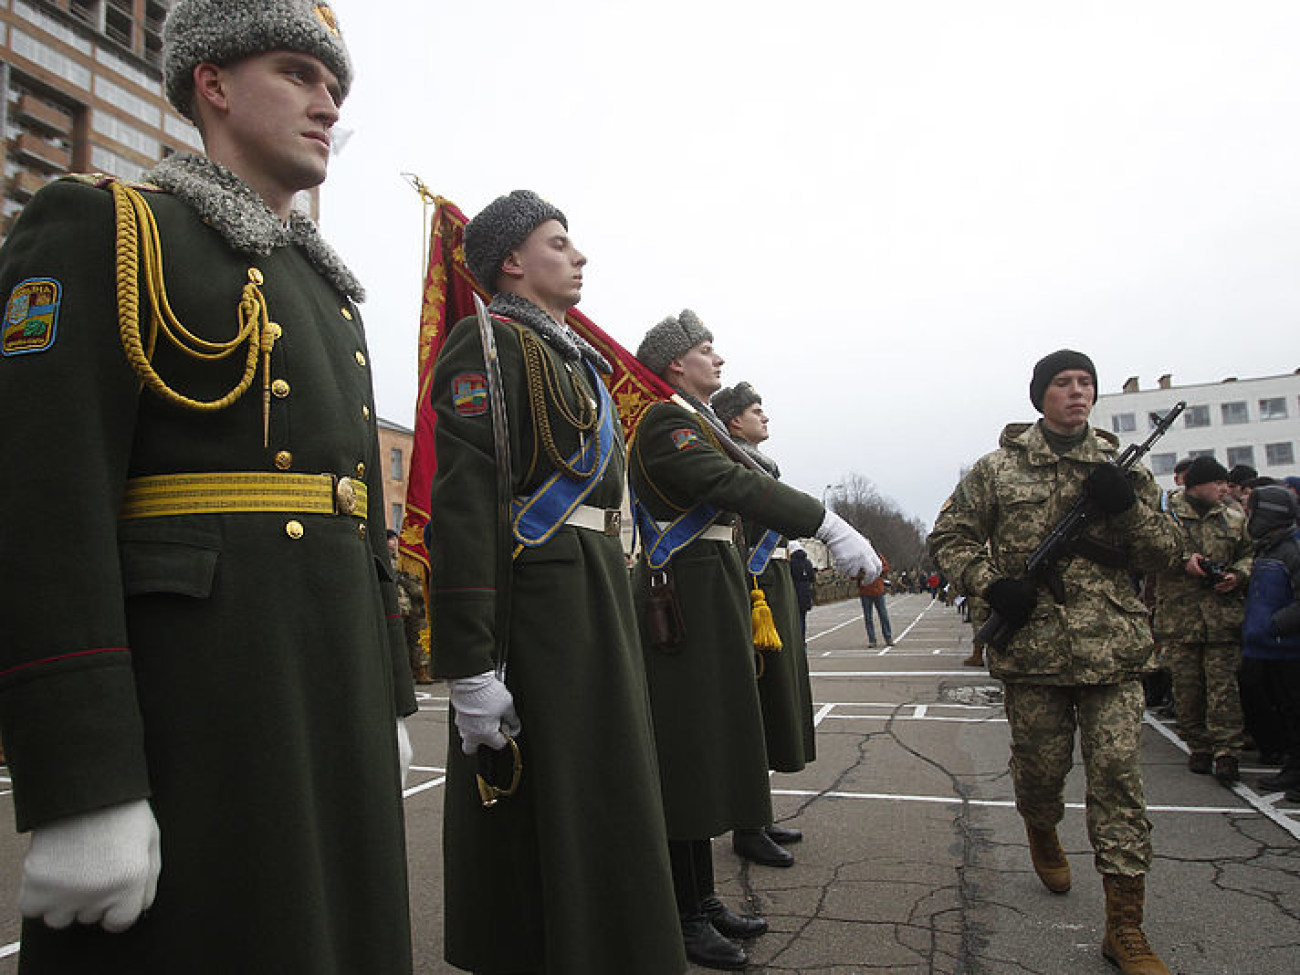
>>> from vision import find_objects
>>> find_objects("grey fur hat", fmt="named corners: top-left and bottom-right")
top-left (465, 191), bottom-right (568, 293)
top-left (163, 0), bottom-right (353, 120)
top-left (711, 382), bottom-right (761, 426)
top-left (636, 309), bottom-right (712, 377)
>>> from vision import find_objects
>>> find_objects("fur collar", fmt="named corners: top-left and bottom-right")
top-left (146, 153), bottom-right (364, 301)
top-left (732, 436), bottom-right (781, 478)
top-left (488, 292), bottom-right (610, 373)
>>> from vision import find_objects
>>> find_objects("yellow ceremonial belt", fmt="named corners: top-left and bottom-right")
top-left (120, 473), bottom-right (368, 519)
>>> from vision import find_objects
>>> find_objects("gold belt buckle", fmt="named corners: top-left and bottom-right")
top-left (603, 509), bottom-right (622, 537)
top-left (334, 475), bottom-right (360, 516)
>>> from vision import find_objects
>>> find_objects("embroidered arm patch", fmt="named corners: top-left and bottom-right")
top-left (2, 278), bottom-right (62, 356)
top-left (451, 372), bottom-right (489, 417)
top-left (671, 428), bottom-right (701, 451)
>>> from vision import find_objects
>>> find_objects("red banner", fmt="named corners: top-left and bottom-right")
top-left (397, 195), bottom-right (672, 580)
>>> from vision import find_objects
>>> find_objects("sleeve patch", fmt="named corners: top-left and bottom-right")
top-left (2, 278), bottom-right (62, 356)
top-left (671, 428), bottom-right (701, 451)
top-left (451, 372), bottom-right (489, 417)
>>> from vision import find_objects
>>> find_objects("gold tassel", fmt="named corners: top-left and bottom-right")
top-left (751, 583), bottom-right (783, 651)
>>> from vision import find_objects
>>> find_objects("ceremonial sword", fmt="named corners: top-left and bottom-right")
top-left (472, 294), bottom-right (522, 807)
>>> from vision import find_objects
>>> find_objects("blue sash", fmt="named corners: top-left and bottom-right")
top-left (510, 361), bottom-right (618, 547)
top-left (747, 529), bottom-right (784, 575)
top-left (631, 485), bottom-right (722, 571)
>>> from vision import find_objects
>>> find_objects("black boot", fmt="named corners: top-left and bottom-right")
top-left (681, 914), bottom-right (749, 970)
top-left (701, 894), bottom-right (768, 939)
top-left (1259, 763), bottom-right (1300, 791)
top-left (764, 823), bottom-right (803, 845)
top-left (733, 827), bottom-right (794, 867)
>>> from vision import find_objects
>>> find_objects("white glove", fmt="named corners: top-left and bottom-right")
top-left (816, 510), bottom-right (883, 582)
top-left (449, 670), bottom-right (521, 756)
top-left (396, 717), bottom-right (413, 788)
top-left (20, 799), bottom-right (161, 933)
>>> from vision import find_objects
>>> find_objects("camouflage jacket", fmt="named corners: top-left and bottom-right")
top-left (928, 422), bottom-right (1181, 684)
top-left (1151, 491), bottom-right (1252, 643)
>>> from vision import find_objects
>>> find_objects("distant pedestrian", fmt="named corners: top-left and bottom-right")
top-left (858, 554), bottom-right (894, 647)
top-left (790, 544), bottom-right (816, 636)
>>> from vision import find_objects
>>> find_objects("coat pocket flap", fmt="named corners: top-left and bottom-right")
top-left (119, 526), bottom-right (221, 598)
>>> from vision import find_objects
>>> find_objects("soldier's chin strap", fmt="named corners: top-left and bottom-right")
top-left (111, 180), bottom-right (278, 443)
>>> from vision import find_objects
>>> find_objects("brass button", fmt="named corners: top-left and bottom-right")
top-left (340, 306), bottom-right (353, 321)
top-left (248, 267), bottom-right (264, 286)
top-left (355, 462), bottom-right (366, 478)
top-left (354, 350), bottom-right (367, 367)
top-left (271, 379), bottom-right (291, 398)
top-left (285, 520), bottom-right (304, 540)
top-left (361, 404), bottom-right (371, 420)
top-left (274, 450), bottom-right (293, 470)
top-left (358, 523), bottom-right (368, 540)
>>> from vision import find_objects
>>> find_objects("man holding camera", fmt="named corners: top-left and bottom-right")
top-left (1151, 456), bottom-right (1253, 783)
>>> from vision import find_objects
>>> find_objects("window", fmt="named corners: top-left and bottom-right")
top-left (1188, 449), bottom-right (1216, 461)
top-left (1183, 405), bottom-right (1210, 428)
top-left (390, 447), bottom-right (404, 481)
top-left (1226, 446), bottom-right (1256, 469)
top-left (1221, 401), bottom-right (1249, 425)
top-left (1265, 442), bottom-right (1295, 467)
top-left (1111, 413), bottom-right (1136, 434)
top-left (390, 503), bottom-right (404, 532)
top-left (1260, 397), bottom-right (1288, 421)
top-left (1150, 453), bottom-right (1176, 476)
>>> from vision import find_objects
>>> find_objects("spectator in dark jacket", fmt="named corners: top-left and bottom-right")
top-left (1240, 486), bottom-right (1300, 797)
top-left (789, 543), bottom-right (816, 636)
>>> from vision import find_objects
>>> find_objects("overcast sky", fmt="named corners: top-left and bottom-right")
top-left (319, 0), bottom-right (1300, 528)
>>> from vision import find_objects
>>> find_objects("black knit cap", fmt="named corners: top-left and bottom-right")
top-left (1228, 464), bottom-right (1258, 486)
top-left (1029, 349), bottom-right (1097, 411)
top-left (1183, 456), bottom-right (1230, 489)
top-left (1173, 457), bottom-right (1193, 475)
top-left (1248, 484), bottom-right (1298, 538)
top-left (464, 191), bottom-right (567, 294)
top-left (711, 382), bottom-right (761, 426)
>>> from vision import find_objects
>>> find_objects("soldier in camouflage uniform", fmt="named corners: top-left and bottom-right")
top-left (929, 350), bottom-right (1182, 975)
top-left (1151, 457), bottom-right (1252, 782)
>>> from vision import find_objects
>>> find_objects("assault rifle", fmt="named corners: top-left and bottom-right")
top-left (976, 401), bottom-right (1186, 650)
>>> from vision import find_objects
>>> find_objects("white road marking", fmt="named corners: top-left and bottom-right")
top-left (0, 942), bottom-right (18, 959)
top-left (1143, 713), bottom-right (1300, 842)
top-left (771, 787), bottom-right (1257, 816)
top-left (402, 775), bottom-right (446, 800)
top-left (813, 703), bottom-right (837, 727)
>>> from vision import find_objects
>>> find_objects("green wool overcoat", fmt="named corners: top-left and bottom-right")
top-left (428, 305), bottom-right (684, 975)
top-left (629, 401), bottom-right (824, 838)
top-left (0, 173), bottom-right (415, 973)
top-left (733, 439), bottom-right (816, 771)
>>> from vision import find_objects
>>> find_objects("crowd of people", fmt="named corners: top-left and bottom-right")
top-left (0, 4), bottom-right (1296, 975)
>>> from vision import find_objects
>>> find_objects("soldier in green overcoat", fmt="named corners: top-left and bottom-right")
top-left (0, 3), bottom-right (416, 973)
top-left (711, 382), bottom-right (813, 869)
top-left (631, 312), bottom-right (881, 970)
top-left (427, 191), bottom-right (684, 975)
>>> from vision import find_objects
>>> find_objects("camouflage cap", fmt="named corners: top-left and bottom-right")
top-left (464, 191), bottom-right (568, 294)
top-left (164, 0), bottom-right (353, 121)
top-left (711, 382), bottom-right (761, 426)
top-left (636, 310), bottom-right (712, 378)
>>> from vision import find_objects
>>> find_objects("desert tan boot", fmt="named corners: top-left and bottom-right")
top-left (1101, 874), bottom-right (1170, 975)
top-left (1025, 822), bottom-right (1071, 893)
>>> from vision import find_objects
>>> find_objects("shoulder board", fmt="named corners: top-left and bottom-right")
top-left (59, 173), bottom-right (165, 193)
top-left (1093, 427), bottom-right (1121, 450)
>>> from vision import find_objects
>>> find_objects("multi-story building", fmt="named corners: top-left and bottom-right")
top-left (376, 417), bottom-right (414, 536)
top-left (0, 0), bottom-right (316, 239)
top-left (1097, 370), bottom-right (1300, 491)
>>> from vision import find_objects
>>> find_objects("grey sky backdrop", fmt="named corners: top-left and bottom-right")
top-left (320, 0), bottom-right (1300, 530)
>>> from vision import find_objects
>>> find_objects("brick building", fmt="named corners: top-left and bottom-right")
top-left (376, 417), bottom-right (414, 536)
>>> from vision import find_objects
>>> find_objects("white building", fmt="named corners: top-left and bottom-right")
top-left (1096, 370), bottom-right (1300, 491)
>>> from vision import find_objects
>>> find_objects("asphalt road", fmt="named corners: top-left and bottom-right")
top-left (3, 593), bottom-right (1298, 973)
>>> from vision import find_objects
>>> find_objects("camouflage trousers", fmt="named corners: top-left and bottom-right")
top-left (1004, 680), bottom-right (1151, 876)
top-left (1166, 641), bottom-right (1245, 758)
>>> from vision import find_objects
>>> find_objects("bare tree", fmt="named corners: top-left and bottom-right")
top-left (826, 473), bottom-right (931, 572)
